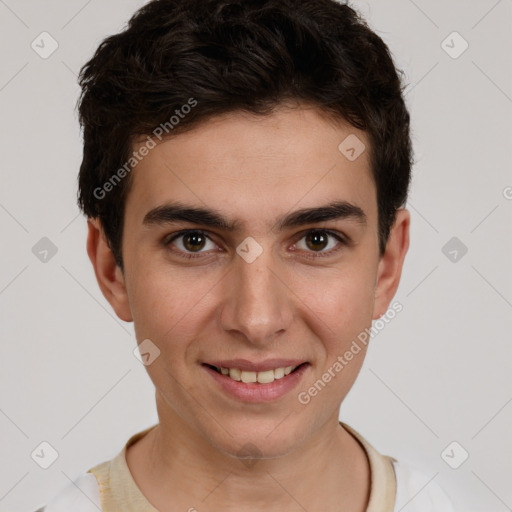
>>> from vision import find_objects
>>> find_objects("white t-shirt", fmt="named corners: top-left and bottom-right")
top-left (34, 423), bottom-right (456, 512)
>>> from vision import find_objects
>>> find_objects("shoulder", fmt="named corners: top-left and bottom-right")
top-left (33, 472), bottom-right (102, 512)
top-left (392, 459), bottom-right (456, 512)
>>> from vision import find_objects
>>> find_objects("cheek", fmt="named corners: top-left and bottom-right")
top-left (126, 259), bottom-right (222, 367)
top-left (127, 247), bottom-right (204, 322)
top-left (301, 264), bottom-right (377, 342)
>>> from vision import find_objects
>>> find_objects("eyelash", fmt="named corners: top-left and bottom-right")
top-left (163, 229), bottom-right (348, 260)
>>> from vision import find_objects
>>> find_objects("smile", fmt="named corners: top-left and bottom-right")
top-left (202, 360), bottom-right (310, 402)
top-left (207, 364), bottom-right (302, 384)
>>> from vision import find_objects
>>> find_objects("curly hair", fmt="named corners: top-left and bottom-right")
top-left (77, 0), bottom-right (412, 270)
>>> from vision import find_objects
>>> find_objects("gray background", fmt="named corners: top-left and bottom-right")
top-left (0, 0), bottom-right (511, 510)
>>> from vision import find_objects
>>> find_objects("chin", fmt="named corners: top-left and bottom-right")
top-left (203, 417), bottom-right (304, 463)
top-left (222, 436), bottom-right (295, 463)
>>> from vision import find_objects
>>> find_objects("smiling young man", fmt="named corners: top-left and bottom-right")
top-left (36, 0), bottom-right (456, 511)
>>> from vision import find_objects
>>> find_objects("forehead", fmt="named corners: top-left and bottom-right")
top-left (125, 105), bottom-right (376, 230)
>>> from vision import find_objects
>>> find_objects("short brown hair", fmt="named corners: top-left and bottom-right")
top-left (77, 0), bottom-right (412, 270)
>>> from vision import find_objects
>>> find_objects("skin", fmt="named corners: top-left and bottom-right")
top-left (87, 103), bottom-right (410, 512)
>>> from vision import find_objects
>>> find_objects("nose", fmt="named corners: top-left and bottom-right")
top-left (219, 245), bottom-right (293, 346)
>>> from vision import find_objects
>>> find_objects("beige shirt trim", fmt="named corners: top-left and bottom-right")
top-left (88, 424), bottom-right (158, 511)
top-left (87, 422), bottom-right (396, 511)
top-left (341, 422), bottom-right (397, 512)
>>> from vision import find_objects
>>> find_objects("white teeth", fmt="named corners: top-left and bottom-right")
top-left (273, 367), bottom-right (285, 379)
top-left (257, 370), bottom-right (275, 384)
top-left (216, 365), bottom-right (303, 384)
top-left (229, 368), bottom-right (241, 381)
top-left (241, 371), bottom-right (257, 383)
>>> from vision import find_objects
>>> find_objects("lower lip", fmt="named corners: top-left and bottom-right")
top-left (203, 364), bottom-right (310, 403)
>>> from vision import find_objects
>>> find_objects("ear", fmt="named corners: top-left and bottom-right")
top-left (86, 217), bottom-right (133, 322)
top-left (373, 208), bottom-right (410, 319)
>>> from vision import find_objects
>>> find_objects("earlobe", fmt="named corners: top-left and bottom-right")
top-left (86, 218), bottom-right (133, 322)
top-left (373, 209), bottom-right (410, 320)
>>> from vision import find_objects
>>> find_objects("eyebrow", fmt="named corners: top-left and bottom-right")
top-left (142, 200), bottom-right (367, 232)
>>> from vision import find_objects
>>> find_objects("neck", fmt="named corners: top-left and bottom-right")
top-left (127, 394), bottom-right (370, 512)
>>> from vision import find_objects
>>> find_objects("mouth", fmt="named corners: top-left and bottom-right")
top-left (201, 358), bottom-right (311, 402)
top-left (203, 362), bottom-right (309, 384)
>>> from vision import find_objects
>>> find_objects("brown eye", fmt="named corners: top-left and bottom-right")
top-left (294, 229), bottom-right (345, 257)
top-left (304, 231), bottom-right (329, 251)
top-left (182, 232), bottom-right (207, 252)
top-left (165, 230), bottom-right (217, 257)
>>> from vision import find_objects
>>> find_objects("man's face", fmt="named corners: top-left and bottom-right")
top-left (97, 104), bottom-right (404, 459)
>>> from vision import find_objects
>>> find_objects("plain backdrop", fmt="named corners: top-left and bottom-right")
top-left (0, 1), bottom-right (511, 511)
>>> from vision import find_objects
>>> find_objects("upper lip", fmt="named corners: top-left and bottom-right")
top-left (203, 359), bottom-right (308, 372)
